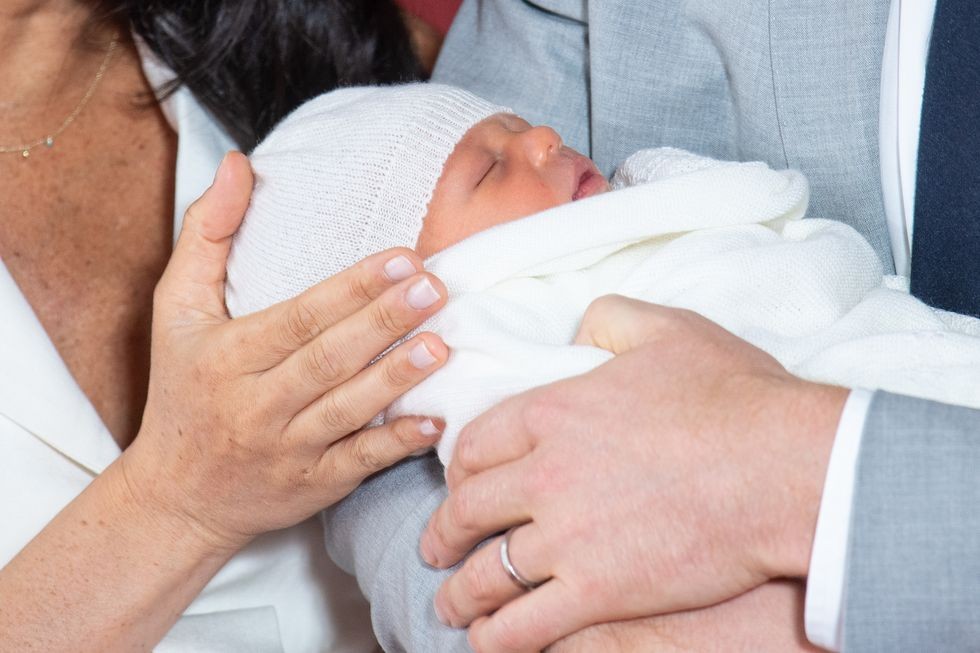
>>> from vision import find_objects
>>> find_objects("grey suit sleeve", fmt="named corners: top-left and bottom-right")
top-left (323, 454), bottom-right (470, 652)
top-left (843, 391), bottom-right (980, 651)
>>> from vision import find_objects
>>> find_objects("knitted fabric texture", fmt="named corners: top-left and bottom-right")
top-left (384, 148), bottom-right (980, 465)
top-left (225, 83), bottom-right (509, 317)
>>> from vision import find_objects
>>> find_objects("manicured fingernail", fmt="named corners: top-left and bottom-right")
top-left (419, 418), bottom-right (443, 437)
top-left (410, 342), bottom-right (438, 369)
top-left (406, 277), bottom-right (441, 310)
top-left (383, 255), bottom-right (416, 282)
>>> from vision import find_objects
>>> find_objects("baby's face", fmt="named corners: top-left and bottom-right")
top-left (416, 114), bottom-right (609, 257)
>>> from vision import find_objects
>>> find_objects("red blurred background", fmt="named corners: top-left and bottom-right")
top-left (396, 0), bottom-right (463, 36)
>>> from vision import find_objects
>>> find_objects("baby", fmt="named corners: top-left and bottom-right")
top-left (226, 83), bottom-right (608, 317)
top-left (227, 83), bottom-right (980, 465)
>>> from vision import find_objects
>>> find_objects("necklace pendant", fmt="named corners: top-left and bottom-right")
top-left (44, 136), bottom-right (54, 148)
top-left (21, 149), bottom-right (29, 159)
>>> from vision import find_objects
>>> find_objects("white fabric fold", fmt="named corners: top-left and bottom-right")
top-left (384, 148), bottom-right (980, 465)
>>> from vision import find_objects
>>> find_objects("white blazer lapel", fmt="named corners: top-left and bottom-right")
top-left (0, 263), bottom-right (120, 475)
top-left (137, 38), bottom-right (236, 242)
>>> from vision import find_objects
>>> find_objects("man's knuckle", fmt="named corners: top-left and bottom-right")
top-left (455, 434), bottom-right (478, 471)
top-left (525, 461), bottom-right (560, 501)
top-left (572, 573), bottom-right (605, 602)
top-left (428, 510), bottom-right (452, 552)
top-left (490, 615), bottom-right (526, 653)
top-left (466, 558), bottom-right (497, 603)
top-left (468, 620), bottom-right (503, 653)
top-left (448, 488), bottom-right (476, 531)
top-left (521, 391), bottom-right (562, 435)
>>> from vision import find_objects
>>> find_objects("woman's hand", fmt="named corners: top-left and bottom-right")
top-left (0, 151), bottom-right (451, 651)
top-left (123, 152), bottom-right (451, 550)
top-left (419, 295), bottom-right (847, 652)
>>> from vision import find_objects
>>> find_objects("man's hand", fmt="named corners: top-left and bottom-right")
top-left (419, 296), bottom-right (848, 652)
top-left (547, 580), bottom-right (825, 653)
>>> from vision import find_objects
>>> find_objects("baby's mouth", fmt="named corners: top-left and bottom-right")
top-left (572, 160), bottom-right (610, 201)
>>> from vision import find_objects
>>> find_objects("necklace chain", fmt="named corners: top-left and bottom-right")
top-left (0, 34), bottom-right (120, 159)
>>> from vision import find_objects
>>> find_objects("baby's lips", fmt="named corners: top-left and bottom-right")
top-left (572, 157), bottom-right (610, 201)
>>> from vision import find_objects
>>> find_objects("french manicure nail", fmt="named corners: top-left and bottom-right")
top-left (383, 255), bottom-right (416, 282)
top-left (410, 342), bottom-right (438, 369)
top-left (406, 277), bottom-right (441, 310)
top-left (419, 418), bottom-right (443, 437)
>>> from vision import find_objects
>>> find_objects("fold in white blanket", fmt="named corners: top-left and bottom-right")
top-left (385, 148), bottom-right (980, 466)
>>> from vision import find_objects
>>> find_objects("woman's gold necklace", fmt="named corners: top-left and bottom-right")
top-left (0, 34), bottom-right (119, 159)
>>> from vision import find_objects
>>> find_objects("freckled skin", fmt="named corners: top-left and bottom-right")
top-left (0, 35), bottom-right (177, 450)
top-left (416, 114), bottom-right (608, 258)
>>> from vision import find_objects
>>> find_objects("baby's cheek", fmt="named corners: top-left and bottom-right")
top-left (418, 180), bottom-right (571, 256)
top-left (416, 199), bottom-right (479, 257)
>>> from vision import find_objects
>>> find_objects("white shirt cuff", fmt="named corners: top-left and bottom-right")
top-left (804, 388), bottom-right (874, 651)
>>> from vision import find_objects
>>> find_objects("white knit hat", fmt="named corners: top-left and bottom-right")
top-left (225, 83), bottom-right (510, 317)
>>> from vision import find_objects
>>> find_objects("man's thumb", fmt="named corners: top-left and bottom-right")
top-left (574, 294), bottom-right (667, 354)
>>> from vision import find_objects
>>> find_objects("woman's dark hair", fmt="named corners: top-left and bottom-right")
top-left (97, 0), bottom-right (422, 151)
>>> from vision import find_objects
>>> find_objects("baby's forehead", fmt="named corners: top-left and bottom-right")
top-left (466, 112), bottom-right (529, 136)
top-left (447, 113), bottom-right (529, 158)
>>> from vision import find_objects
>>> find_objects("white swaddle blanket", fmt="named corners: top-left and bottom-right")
top-left (386, 148), bottom-right (980, 465)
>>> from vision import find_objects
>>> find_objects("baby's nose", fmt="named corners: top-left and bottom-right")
top-left (520, 126), bottom-right (563, 167)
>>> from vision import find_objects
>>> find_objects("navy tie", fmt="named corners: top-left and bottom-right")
top-left (910, 0), bottom-right (980, 317)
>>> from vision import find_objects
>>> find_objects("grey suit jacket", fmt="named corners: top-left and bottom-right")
top-left (324, 1), bottom-right (980, 650)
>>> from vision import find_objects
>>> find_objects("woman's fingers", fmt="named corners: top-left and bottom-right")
top-left (236, 248), bottom-right (425, 368)
top-left (322, 414), bottom-right (444, 484)
top-left (286, 332), bottom-right (449, 447)
top-left (421, 462), bottom-right (533, 568)
top-left (157, 152), bottom-right (253, 324)
top-left (271, 272), bottom-right (447, 411)
top-left (434, 524), bottom-right (549, 629)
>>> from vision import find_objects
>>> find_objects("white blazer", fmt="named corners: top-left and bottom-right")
top-left (0, 47), bottom-right (376, 653)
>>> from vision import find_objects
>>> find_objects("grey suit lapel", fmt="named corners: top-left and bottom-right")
top-left (769, 0), bottom-right (894, 269)
top-left (586, 0), bottom-right (743, 174)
